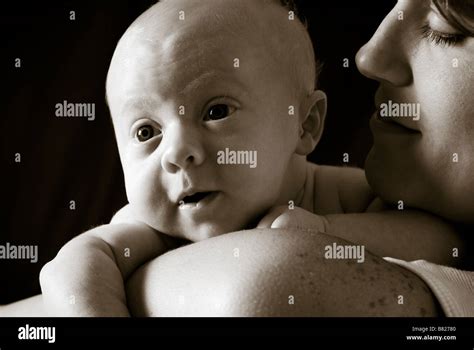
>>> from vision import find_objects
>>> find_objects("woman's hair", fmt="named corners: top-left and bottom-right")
top-left (433, 0), bottom-right (474, 35)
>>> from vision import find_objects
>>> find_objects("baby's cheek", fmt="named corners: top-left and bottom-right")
top-left (124, 169), bottom-right (162, 220)
top-left (124, 168), bottom-right (144, 205)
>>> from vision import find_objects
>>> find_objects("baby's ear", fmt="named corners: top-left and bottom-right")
top-left (296, 90), bottom-right (327, 155)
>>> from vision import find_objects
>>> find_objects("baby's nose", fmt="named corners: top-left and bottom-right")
top-left (161, 122), bottom-right (205, 173)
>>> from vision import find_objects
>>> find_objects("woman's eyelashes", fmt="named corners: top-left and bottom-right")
top-left (204, 103), bottom-right (237, 121)
top-left (421, 24), bottom-right (466, 46)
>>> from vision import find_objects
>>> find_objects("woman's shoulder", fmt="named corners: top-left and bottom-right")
top-left (126, 227), bottom-right (441, 316)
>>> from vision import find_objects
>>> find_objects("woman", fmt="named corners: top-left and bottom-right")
top-left (354, 0), bottom-right (474, 316)
top-left (358, 0), bottom-right (474, 224)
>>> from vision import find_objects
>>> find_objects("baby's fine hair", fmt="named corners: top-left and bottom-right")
top-left (153, 0), bottom-right (321, 91)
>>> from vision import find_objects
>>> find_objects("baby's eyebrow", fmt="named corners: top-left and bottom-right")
top-left (120, 97), bottom-right (158, 117)
top-left (176, 71), bottom-right (250, 100)
top-left (119, 73), bottom-right (250, 119)
top-left (179, 71), bottom-right (246, 95)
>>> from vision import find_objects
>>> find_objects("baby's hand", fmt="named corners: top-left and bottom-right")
top-left (257, 205), bottom-right (328, 233)
top-left (40, 225), bottom-right (131, 316)
top-left (40, 222), bottom-right (173, 316)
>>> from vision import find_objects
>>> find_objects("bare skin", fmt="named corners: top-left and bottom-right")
top-left (0, 227), bottom-right (440, 317)
top-left (3, 0), bottom-right (469, 317)
top-left (126, 228), bottom-right (441, 317)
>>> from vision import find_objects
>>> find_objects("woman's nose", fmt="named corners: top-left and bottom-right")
top-left (161, 122), bottom-right (205, 174)
top-left (356, 6), bottom-right (413, 87)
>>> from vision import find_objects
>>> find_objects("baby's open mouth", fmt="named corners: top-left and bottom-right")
top-left (182, 191), bottom-right (212, 203)
top-left (178, 191), bottom-right (219, 209)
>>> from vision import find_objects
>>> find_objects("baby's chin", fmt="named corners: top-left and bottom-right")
top-left (177, 220), bottom-right (250, 242)
top-left (143, 216), bottom-right (251, 242)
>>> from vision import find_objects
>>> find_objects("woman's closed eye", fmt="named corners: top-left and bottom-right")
top-left (420, 24), bottom-right (467, 46)
top-left (204, 103), bottom-right (236, 121)
top-left (422, 3), bottom-right (472, 47)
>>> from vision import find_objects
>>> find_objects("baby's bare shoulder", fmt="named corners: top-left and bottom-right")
top-left (313, 164), bottom-right (364, 180)
top-left (110, 204), bottom-right (138, 224)
top-left (311, 164), bottom-right (375, 214)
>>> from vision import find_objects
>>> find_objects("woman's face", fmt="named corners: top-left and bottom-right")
top-left (356, 0), bottom-right (474, 223)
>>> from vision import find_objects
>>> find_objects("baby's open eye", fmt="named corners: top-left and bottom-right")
top-left (205, 104), bottom-right (235, 121)
top-left (136, 125), bottom-right (156, 142)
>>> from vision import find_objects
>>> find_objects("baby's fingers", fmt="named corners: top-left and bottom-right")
top-left (256, 205), bottom-right (289, 228)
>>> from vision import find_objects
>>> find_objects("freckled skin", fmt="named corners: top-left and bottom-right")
top-left (127, 229), bottom-right (441, 316)
top-left (421, 284), bottom-right (431, 295)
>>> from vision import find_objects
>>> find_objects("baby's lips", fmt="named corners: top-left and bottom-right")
top-left (176, 188), bottom-right (216, 205)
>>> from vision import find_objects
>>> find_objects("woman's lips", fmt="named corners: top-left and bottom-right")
top-left (370, 109), bottom-right (421, 135)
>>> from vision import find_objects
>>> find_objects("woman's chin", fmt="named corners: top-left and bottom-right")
top-left (365, 148), bottom-right (415, 206)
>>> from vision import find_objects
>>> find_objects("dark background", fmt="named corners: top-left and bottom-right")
top-left (1, 0), bottom-right (395, 304)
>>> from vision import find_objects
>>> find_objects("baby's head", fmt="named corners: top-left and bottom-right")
top-left (106, 0), bottom-right (327, 241)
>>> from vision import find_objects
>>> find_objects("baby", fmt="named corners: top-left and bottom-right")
top-left (39, 0), bottom-right (465, 316)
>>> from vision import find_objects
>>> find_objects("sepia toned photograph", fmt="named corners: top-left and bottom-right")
top-left (1, 0), bottom-right (473, 344)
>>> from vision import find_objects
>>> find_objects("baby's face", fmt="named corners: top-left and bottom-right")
top-left (107, 1), bottom-right (303, 241)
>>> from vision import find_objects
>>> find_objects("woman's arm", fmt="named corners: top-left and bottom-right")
top-left (0, 295), bottom-right (45, 317)
top-left (126, 228), bottom-right (441, 316)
